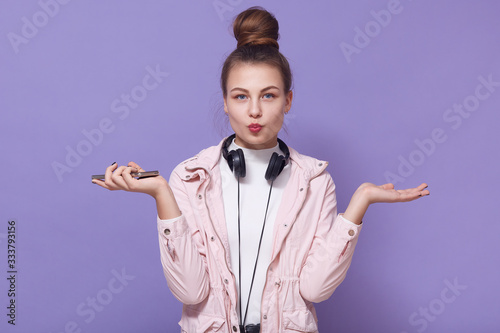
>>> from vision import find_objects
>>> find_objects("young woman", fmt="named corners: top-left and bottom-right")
top-left (93, 7), bottom-right (429, 333)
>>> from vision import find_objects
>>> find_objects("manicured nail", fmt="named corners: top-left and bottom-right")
top-left (111, 162), bottom-right (117, 166)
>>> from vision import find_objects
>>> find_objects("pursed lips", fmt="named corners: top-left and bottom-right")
top-left (248, 123), bottom-right (262, 132)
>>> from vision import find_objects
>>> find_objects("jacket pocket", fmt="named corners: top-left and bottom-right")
top-left (282, 308), bottom-right (318, 332)
top-left (179, 306), bottom-right (226, 333)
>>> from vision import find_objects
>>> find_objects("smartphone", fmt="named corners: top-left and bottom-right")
top-left (91, 170), bottom-right (160, 181)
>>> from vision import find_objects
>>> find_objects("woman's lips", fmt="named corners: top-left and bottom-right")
top-left (248, 124), bottom-right (262, 133)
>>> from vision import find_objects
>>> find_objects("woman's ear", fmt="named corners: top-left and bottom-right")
top-left (223, 96), bottom-right (228, 114)
top-left (285, 90), bottom-right (293, 113)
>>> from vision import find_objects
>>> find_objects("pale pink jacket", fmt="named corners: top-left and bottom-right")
top-left (157, 138), bottom-right (363, 333)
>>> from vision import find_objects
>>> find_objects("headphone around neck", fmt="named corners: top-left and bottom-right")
top-left (222, 134), bottom-right (290, 181)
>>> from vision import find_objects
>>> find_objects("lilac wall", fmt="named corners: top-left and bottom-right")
top-left (1, 1), bottom-right (499, 332)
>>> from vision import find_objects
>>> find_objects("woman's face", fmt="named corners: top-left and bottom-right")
top-left (223, 62), bottom-right (292, 150)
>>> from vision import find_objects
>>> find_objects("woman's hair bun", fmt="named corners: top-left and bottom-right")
top-left (233, 6), bottom-right (280, 49)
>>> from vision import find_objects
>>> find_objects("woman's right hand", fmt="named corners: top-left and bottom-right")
top-left (92, 161), bottom-right (169, 199)
top-left (92, 161), bottom-right (181, 219)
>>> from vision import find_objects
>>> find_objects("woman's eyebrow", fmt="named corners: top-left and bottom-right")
top-left (261, 85), bottom-right (280, 92)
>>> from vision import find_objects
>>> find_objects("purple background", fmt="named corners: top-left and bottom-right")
top-left (1, 0), bottom-right (499, 332)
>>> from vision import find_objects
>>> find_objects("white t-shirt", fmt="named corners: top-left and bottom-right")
top-left (219, 138), bottom-right (291, 326)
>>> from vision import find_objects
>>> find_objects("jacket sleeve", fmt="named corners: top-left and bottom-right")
top-left (157, 168), bottom-right (210, 305)
top-left (299, 174), bottom-right (362, 303)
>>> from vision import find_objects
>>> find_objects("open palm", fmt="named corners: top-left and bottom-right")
top-left (343, 182), bottom-right (430, 224)
top-left (359, 182), bottom-right (429, 204)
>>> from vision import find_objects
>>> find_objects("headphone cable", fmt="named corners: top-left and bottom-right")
top-left (238, 179), bottom-right (274, 327)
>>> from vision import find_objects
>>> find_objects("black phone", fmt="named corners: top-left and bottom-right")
top-left (91, 170), bottom-right (160, 181)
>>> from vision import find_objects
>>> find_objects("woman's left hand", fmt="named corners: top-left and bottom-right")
top-left (343, 182), bottom-right (429, 225)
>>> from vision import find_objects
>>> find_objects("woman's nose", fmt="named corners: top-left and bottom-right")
top-left (248, 100), bottom-right (262, 118)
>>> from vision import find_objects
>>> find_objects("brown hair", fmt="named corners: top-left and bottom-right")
top-left (220, 7), bottom-right (293, 97)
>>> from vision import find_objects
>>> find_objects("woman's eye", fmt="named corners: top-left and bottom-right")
top-left (263, 93), bottom-right (274, 99)
top-left (236, 95), bottom-right (246, 100)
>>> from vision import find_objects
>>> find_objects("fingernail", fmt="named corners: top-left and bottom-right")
top-left (111, 162), bottom-right (117, 166)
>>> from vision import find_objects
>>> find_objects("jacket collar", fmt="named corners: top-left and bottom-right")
top-left (178, 137), bottom-right (329, 181)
